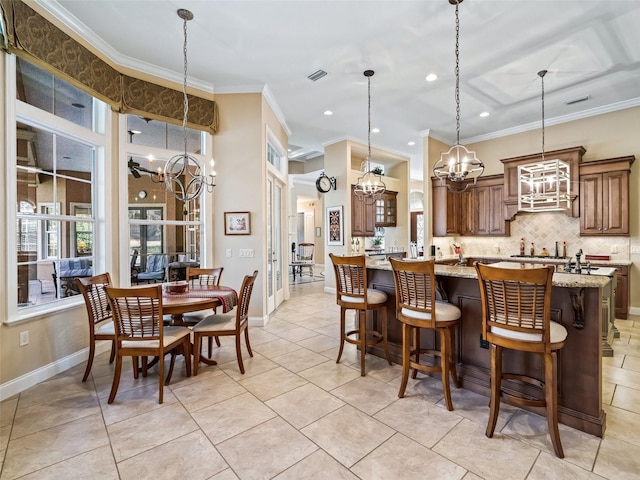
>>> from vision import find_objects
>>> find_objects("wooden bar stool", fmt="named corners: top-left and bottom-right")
top-left (329, 253), bottom-right (391, 376)
top-left (390, 258), bottom-right (461, 411)
top-left (475, 263), bottom-right (567, 458)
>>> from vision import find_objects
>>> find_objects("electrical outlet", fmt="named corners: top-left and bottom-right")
top-left (239, 249), bottom-right (255, 258)
top-left (226, 249), bottom-right (232, 258)
top-left (631, 246), bottom-right (640, 254)
top-left (479, 335), bottom-right (489, 350)
top-left (19, 330), bottom-right (29, 347)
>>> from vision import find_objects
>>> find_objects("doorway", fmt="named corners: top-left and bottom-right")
top-left (267, 173), bottom-right (285, 313)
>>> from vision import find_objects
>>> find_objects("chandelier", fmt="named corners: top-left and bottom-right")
top-left (433, 0), bottom-right (483, 191)
top-left (354, 69), bottom-right (386, 205)
top-left (518, 70), bottom-right (570, 212)
top-left (164, 8), bottom-right (216, 202)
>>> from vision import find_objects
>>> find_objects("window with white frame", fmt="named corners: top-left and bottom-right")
top-left (11, 57), bottom-right (106, 310)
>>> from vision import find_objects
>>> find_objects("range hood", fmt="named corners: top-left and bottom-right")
top-left (517, 159), bottom-right (571, 212)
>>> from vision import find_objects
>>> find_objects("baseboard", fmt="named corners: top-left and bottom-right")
top-left (0, 341), bottom-right (111, 402)
top-left (629, 306), bottom-right (640, 316)
top-left (249, 315), bottom-right (269, 327)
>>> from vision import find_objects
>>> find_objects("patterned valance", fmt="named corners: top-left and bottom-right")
top-left (0, 0), bottom-right (218, 134)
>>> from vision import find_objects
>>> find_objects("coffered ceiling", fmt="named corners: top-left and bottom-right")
top-left (38, 0), bottom-right (640, 178)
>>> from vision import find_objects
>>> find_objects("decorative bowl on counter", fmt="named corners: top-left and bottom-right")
top-left (165, 281), bottom-right (189, 294)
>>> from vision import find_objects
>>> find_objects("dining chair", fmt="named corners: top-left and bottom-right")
top-left (476, 262), bottom-right (567, 458)
top-left (329, 253), bottom-right (391, 376)
top-left (75, 273), bottom-right (116, 382)
top-left (135, 254), bottom-right (168, 283)
top-left (390, 258), bottom-right (462, 410)
top-left (183, 267), bottom-right (224, 355)
top-left (295, 243), bottom-right (315, 278)
top-left (104, 285), bottom-right (192, 404)
top-left (192, 270), bottom-right (258, 375)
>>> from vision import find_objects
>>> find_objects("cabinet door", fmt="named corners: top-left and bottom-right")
top-left (375, 191), bottom-right (397, 227)
top-left (602, 171), bottom-right (629, 235)
top-left (460, 189), bottom-right (475, 235)
top-left (580, 173), bottom-right (603, 235)
top-left (472, 186), bottom-right (490, 235)
top-left (615, 272), bottom-right (628, 319)
top-left (351, 186), bottom-right (375, 236)
top-left (432, 182), bottom-right (459, 236)
top-left (489, 184), bottom-right (507, 235)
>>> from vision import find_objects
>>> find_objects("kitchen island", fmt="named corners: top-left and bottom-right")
top-left (366, 260), bottom-right (612, 436)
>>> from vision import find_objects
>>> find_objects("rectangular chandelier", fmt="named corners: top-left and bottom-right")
top-left (518, 159), bottom-right (571, 212)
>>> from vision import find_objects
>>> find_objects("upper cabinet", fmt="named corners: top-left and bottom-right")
top-left (375, 190), bottom-right (397, 227)
top-left (432, 175), bottom-right (509, 237)
top-left (351, 185), bottom-right (376, 237)
top-left (500, 146), bottom-right (585, 219)
top-left (579, 156), bottom-right (634, 236)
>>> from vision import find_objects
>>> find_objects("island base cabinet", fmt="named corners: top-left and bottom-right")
top-left (368, 269), bottom-right (605, 437)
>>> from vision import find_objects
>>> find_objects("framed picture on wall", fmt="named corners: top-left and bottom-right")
top-left (326, 206), bottom-right (344, 245)
top-left (224, 212), bottom-right (251, 235)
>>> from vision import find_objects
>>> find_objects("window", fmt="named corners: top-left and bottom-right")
top-left (10, 58), bottom-right (106, 312)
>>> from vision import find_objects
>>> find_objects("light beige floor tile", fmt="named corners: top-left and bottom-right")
top-left (603, 364), bottom-right (640, 390)
top-left (387, 372), bottom-right (451, 404)
top-left (296, 334), bottom-right (339, 353)
top-left (171, 371), bottom-right (245, 413)
top-left (352, 432), bottom-right (466, 480)
top-left (107, 402), bottom-right (198, 462)
top-left (593, 435), bottom-right (640, 480)
top-left (273, 449), bottom-right (359, 479)
top-left (17, 445), bottom-right (119, 480)
top-left (299, 360), bottom-right (362, 391)
top-left (462, 473), bottom-right (485, 480)
top-left (622, 354), bottom-right (640, 373)
top-left (218, 352), bottom-right (279, 381)
top-left (11, 390), bottom-right (100, 439)
top-left (301, 405), bottom-right (395, 468)
top-left (244, 327), bottom-right (280, 346)
top-left (611, 384), bottom-right (640, 414)
top-left (17, 374), bottom-right (96, 409)
top-left (331, 376), bottom-right (399, 415)
top-left (0, 424), bottom-right (11, 459)
top-left (238, 366), bottom-right (308, 401)
top-left (262, 319), bottom-right (298, 334)
top-left (374, 395), bottom-right (462, 448)
top-left (99, 382), bottom-right (179, 425)
top-left (528, 451), bottom-right (604, 480)
top-left (93, 366), bottom-right (161, 400)
top-left (192, 392), bottom-right (277, 445)
top-left (602, 351), bottom-right (625, 368)
top-left (276, 326), bottom-right (320, 342)
top-left (602, 380), bottom-right (616, 405)
top-left (345, 353), bottom-right (397, 381)
top-left (603, 404), bottom-right (640, 447)
top-left (209, 469), bottom-right (240, 480)
top-left (266, 383), bottom-right (345, 429)
top-left (313, 324), bottom-right (342, 337)
top-left (0, 398), bottom-right (18, 428)
top-left (217, 417), bottom-right (317, 480)
top-left (272, 347), bottom-right (332, 372)
top-left (435, 387), bottom-right (518, 431)
top-left (1, 413), bottom-right (109, 479)
top-left (117, 430), bottom-right (228, 480)
top-left (321, 344), bottom-right (360, 364)
top-left (253, 338), bottom-right (302, 358)
top-left (432, 418), bottom-right (539, 480)
top-left (501, 410), bottom-right (600, 471)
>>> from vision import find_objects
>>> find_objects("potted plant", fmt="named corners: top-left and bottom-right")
top-left (371, 166), bottom-right (384, 175)
top-left (372, 235), bottom-right (383, 250)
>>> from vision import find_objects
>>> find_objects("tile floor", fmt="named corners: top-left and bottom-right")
top-left (2, 280), bottom-right (640, 479)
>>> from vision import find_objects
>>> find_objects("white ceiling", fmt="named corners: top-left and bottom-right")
top-left (40, 0), bottom-right (640, 179)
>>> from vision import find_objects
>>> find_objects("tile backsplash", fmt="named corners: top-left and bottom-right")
top-left (433, 211), bottom-right (630, 261)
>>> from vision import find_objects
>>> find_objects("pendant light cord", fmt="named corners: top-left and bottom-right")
top-left (367, 74), bottom-right (371, 169)
top-left (455, 0), bottom-right (460, 146)
top-left (181, 16), bottom-right (189, 156)
top-left (539, 69), bottom-right (547, 162)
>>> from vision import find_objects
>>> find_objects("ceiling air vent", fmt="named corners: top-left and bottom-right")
top-left (307, 69), bottom-right (328, 82)
top-left (564, 95), bottom-right (590, 106)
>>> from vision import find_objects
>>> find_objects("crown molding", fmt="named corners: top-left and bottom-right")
top-left (262, 85), bottom-right (291, 136)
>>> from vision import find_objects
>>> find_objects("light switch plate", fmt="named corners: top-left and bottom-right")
top-left (631, 246), bottom-right (640, 254)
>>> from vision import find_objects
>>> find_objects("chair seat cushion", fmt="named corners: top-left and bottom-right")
top-left (182, 309), bottom-right (214, 325)
top-left (491, 321), bottom-right (568, 343)
top-left (341, 289), bottom-right (387, 305)
top-left (192, 314), bottom-right (236, 333)
top-left (95, 321), bottom-right (115, 335)
top-left (401, 301), bottom-right (461, 322)
top-left (121, 326), bottom-right (191, 349)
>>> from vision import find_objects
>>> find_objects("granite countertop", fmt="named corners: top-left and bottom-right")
top-left (367, 259), bottom-right (614, 288)
top-left (435, 254), bottom-right (632, 267)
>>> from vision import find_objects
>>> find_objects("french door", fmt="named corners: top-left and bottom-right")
top-left (266, 173), bottom-right (285, 313)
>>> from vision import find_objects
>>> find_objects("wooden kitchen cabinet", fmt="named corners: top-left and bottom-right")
top-left (579, 157), bottom-right (634, 236)
top-left (351, 185), bottom-right (375, 237)
top-left (432, 175), bottom-right (509, 237)
top-left (375, 190), bottom-right (397, 227)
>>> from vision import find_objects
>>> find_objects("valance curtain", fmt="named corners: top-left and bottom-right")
top-left (0, 0), bottom-right (218, 134)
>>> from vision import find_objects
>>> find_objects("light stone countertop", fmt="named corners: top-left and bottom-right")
top-left (367, 259), bottom-right (614, 289)
top-left (435, 254), bottom-right (632, 267)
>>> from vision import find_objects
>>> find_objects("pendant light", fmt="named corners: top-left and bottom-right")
top-left (354, 69), bottom-right (386, 205)
top-left (518, 70), bottom-right (571, 212)
top-left (433, 0), bottom-right (483, 192)
top-left (164, 8), bottom-right (216, 202)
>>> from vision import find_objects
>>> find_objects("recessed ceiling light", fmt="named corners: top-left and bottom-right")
top-left (71, 102), bottom-right (85, 108)
top-left (287, 148), bottom-right (292, 152)
top-left (371, 128), bottom-right (380, 133)
top-left (425, 73), bottom-right (438, 82)
top-left (323, 110), bottom-right (333, 116)
top-left (479, 111), bottom-right (490, 117)
top-left (62, 156), bottom-right (71, 160)
top-left (408, 141), bottom-right (416, 146)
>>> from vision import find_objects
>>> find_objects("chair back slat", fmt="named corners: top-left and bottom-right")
top-left (476, 263), bottom-right (554, 348)
top-left (298, 243), bottom-right (314, 262)
top-left (329, 254), bottom-right (369, 304)
top-left (105, 285), bottom-right (163, 340)
top-left (236, 270), bottom-right (259, 325)
top-left (390, 258), bottom-right (437, 326)
top-left (186, 267), bottom-right (223, 287)
top-left (76, 273), bottom-right (112, 326)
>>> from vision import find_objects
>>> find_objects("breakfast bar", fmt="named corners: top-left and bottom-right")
top-left (366, 260), bottom-right (612, 437)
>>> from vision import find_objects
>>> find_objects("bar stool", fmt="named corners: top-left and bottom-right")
top-left (329, 253), bottom-right (391, 376)
top-left (475, 263), bottom-right (567, 458)
top-left (389, 258), bottom-right (461, 411)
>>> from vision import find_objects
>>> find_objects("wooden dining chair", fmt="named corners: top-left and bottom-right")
top-left (476, 263), bottom-right (567, 458)
top-left (104, 285), bottom-right (192, 404)
top-left (329, 253), bottom-right (391, 376)
top-left (192, 270), bottom-right (258, 375)
top-left (390, 258), bottom-right (461, 411)
top-left (76, 273), bottom-right (116, 382)
top-left (183, 267), bottom-right (224, 355)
